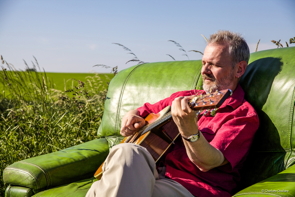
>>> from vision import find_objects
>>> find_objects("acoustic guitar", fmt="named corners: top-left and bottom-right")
top-left (94, 89), bottom-right (232, 179)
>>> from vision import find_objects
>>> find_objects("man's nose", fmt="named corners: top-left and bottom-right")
top-left (201, 64), bottom-right (211, 74)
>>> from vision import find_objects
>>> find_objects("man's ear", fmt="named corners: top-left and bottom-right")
top-left (235, 61), bottom-right (247, 78)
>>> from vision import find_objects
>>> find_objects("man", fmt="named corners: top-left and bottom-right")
top-left (86, 30), bottom-right (259, 197)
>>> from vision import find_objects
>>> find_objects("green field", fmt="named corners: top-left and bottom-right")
top-left (0, 71), bottom-right (113, 92)
top-left (0, 70), bottom-right (114, 195)
top-left (45, 72), bottom-right (113, 91)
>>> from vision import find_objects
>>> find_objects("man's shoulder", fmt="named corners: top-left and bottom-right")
top-left (239, 99), bottom-right (259, 117)
top-left (222, 85), bottom-right (259, 120)
top-left (236, 85), bottom-right (258, 117)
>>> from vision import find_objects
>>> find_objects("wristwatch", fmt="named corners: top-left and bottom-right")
top-left (181, 132), bottom-right (200, 142)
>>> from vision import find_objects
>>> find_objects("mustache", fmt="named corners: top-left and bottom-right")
top-left (202, 74), bottom-right (215, 81)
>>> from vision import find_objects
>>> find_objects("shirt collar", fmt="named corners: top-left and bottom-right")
top-left (221, 84), bottom-right (245, 110)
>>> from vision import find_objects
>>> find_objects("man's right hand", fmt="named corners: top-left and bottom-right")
top-left (120, 109), bottom-right (146, 136)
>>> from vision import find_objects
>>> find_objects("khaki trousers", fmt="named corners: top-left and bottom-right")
top-left (86, 143), bottom-right (194, 197)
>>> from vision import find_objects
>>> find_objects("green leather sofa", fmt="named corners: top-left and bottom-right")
top-left (3, 47), bottom-right (295, 197)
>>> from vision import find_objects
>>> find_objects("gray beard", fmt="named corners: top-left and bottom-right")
top-left (203, 83), bottom-right (218, 93)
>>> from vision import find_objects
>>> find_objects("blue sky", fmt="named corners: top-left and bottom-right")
top-left (0, 0), bottom-right (294, 73)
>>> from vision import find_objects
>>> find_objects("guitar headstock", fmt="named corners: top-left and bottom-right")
top-left (188, 89), bottom-right (232, 111)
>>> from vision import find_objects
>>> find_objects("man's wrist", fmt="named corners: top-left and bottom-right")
top-left (181, 131), bottom-right (200, 142)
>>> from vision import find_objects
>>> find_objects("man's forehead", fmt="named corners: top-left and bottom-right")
top-left (202, 44), bottom-right (232, 64)
top-left (203, 44), bottom-right (230, 56)
top-left (205, 42), bottom-right (229, 51)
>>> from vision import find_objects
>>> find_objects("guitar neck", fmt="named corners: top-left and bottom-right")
top-left (141, 112), bottom-right (173, 135)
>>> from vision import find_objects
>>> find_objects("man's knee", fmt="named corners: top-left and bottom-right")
top-left (108, 143), bottom-right (155, 168)
top-left (110, 143), bottom-right (148, 155)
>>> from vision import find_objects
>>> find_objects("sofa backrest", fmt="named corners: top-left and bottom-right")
top-left (97, 47), bottom-right (295, 187)
top-left (238, 47), bottom-right (295, 189)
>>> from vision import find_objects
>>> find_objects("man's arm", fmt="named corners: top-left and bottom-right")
top-left (171, 96), bottom-right (228, 172)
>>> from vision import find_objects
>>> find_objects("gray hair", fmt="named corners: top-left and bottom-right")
top-left (208, 30), bottom-right (250, 64)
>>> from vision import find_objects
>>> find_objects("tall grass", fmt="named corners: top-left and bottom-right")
top-left (0, 62), bottom-right (112, 194)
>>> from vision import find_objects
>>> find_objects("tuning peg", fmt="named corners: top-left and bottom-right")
top-left (228, 89), bottom-right (233, 96)
top-left (206, 91), bottom-right (211, 96)
top-left (189, 102), bottom-right (195, 107)
top-left (210, 108), bottom-right (217, 116)
top-left (209, 99), bottom-right (214, 104)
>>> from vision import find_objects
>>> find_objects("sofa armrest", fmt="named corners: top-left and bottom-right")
top-left (3, 138), bottom-right (109, 193)
top-left (234, 164), bottom-right (295, 196)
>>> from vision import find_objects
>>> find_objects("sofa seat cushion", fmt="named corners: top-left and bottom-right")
top-left (31, 177), bottom-right (95, 197)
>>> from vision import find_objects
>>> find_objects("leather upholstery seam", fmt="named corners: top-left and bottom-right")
top-left (19, 161), bottom-right (50, 188)
top-left (6, 184), bottom-right (11, 197)
top-left (286, 86), bottom-right (295, 168)
top-left (4, 167), bottom-right (40, 189)
top-left (115, 64), bottom-right (145, 132)
top-left (234, 192), bottom-right (281, 197)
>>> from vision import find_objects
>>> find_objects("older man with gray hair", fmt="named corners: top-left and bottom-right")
top-left (86, 30), bottom-right (259, 197)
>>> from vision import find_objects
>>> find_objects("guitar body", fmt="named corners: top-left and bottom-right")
top-left (129, 119), bottom-right (179, 162)
top-left (94, 111), bottom-right (178, 179)
top-left (94, 89), bottom-right (232, 179)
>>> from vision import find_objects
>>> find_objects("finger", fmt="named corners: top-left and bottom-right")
top-left (123, 117), bottom-right (137, 131)
top-left (181, 97), bottom-right (192, 113)
top-left (122, 123), bottom-right (136, 134)
top-left (171, 97), bottom-right (182, 114)
top-left (172, 97), bottom-right (193, 117)
top-left (120, 126), bottom-right (134, 136)
top-left (124, 117), bottom-right (132, 127)
top-left (174, 96), bottom-right (184, 101)
top-left (173, 96), bottom-right (189, 111)
top-left (120, 118), bottom-right (128, 131)
top-left (172, 97), bottom-right (183, 108)
top-left (134, 120), bottom-right (145, 129)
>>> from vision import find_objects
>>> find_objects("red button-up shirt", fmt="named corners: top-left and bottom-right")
top-left (137, 85), bottom-right (259, 196)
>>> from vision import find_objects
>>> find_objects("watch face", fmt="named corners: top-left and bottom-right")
top-left (189, 134), bottom-right (199, 142)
